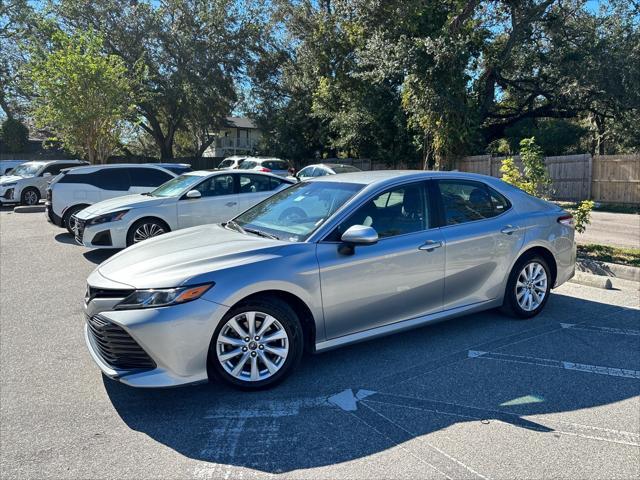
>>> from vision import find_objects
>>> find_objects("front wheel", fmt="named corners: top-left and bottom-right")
top-left (501, 255), bottom-right (551, 319)
top-left (20, 188), bottom-right (40, 206)
top-left (126, 218), bottom-right (169, 246)
top-left (209, 298), bottom-right (303, 390)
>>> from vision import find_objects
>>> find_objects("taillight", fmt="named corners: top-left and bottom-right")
top-left (258, 167), bottom-right (271, 172)
top-left (557, 214), bottom-right (574, 228)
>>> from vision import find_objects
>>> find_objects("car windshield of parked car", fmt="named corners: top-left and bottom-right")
top-left (149, 174), bottom-right (203, 197)
top-left (238, 160), bottom-right (257, 169)
top-left (10, 163), bottom-right (40, 177)
top-left (218, 159), bottom-right (234, 168)
top-left (234, 181), bottom-right (364, 241)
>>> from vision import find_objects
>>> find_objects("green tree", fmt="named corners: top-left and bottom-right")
top-left (0, 117), bottom-right (29, 152)
top-left (27, 29), bottom-right (137, 164)
top-left (55, 0), bottom-right (259, 160)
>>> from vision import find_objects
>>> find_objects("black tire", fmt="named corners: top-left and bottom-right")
top-left (63, 204), bottom-right (88, 234)
top-left (208, 297), bottom-right (304, 390)
top-left (500, 254), bottom-right (552, 319)
top-left (126, 218), bottom-right (169, 246)
top-left (20, 188), bottom-right (40, 206)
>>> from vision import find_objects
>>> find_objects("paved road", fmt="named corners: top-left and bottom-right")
top-left (576, 210), bottom-right (639, 248)
top-left (1, 209), bottom-right (639, 479)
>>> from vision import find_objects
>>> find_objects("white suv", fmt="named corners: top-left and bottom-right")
top-left (72, 170), bottom-right (293, 248)
top-left (46, 163), bottom-right (177, 233)
top-left (0, 160), bottom-right (88, 206)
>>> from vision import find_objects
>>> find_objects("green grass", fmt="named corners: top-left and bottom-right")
top-left (577, 244), bottom-right (640, 267)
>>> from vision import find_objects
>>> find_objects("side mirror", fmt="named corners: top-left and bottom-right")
top-left (185, 189), bottom-right (202, 199)
top-left (42, 172), bottom-right (52, 178)
top-left (339, 225), bottom-right (378, 254)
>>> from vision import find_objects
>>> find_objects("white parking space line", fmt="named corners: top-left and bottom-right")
top-left (368, 392), bottom-right (640, 447)
top-left (468, 350), bottom-right (640, 379)
top-left (560, 323), bottom-right (640, 336)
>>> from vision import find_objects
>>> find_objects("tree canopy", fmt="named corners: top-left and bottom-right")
top-left (1, 0), bottom-right (638, 163)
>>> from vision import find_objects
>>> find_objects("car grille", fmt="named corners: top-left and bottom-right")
top-left (74, 217), bottom-right (85, 244)
top-left (86, 286), bottom-right (134, 302)
top-left (86, 314), bottom-right (156, 370)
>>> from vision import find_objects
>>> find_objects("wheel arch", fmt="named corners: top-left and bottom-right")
top-left (127, 215), bottom-right (172, 235)
top-left (513, 245), bottom-right (558, 288)
top-left (221, 290), bottom-right (317, 354)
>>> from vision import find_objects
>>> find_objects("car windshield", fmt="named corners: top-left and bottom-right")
top-left (234, 181), bottom-right (364, 241)
top-left (219, 159), bottom-right (234, 168)
top-left (10, 163), bottom-right (41, 177)
top-left (238, 160), bottom-right (257, 169)
top-left (149, 174), bottom-right (203, 197)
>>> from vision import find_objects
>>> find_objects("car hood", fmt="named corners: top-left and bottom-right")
top-left (0, 175), bottom-right (27, 184)
top-left (78, 194), bottom-right (169, 218)
top-left (94, 224), bottom-right (287, 289)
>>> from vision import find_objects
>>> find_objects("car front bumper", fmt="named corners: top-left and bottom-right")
top-left (84, 296), bottom-right (230, 388)
top-left (0, 187), bottom-right (16, 204)
top-left (74, 216), bottom-right (129, 249)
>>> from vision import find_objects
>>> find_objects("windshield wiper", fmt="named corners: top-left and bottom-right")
top-left (141, 192), bottom-right (153, 196)
top-left (244, 227), bottom-right (279, 240)
top-left (224, 220), bottom-right (246, 234)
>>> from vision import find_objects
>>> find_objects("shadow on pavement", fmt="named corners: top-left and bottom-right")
top-left (104, 293), bottom-right (639, 474)
top-left (55, 233), bottom-right (77, 245)
top-left (83, 249), bottom-right (121, 264)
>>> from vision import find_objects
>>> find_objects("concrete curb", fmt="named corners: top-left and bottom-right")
top-left (577, 257), bottom-right (640, 282)
top-left (13, 205), bottom-right (45, 213)
top-left (569, 271), bottom-right (613, 290)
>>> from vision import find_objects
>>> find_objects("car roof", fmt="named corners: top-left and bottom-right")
top-left (21, 159), bottom-right (86, 166)
top-left (185, 169), bottom-right (295, 182)
top-left (148, 162), bottom-right (191, 167)
top-left (243, 157), bottom-right (289, 163)
top-left (308, 170), bottom-right (506, 186)
top-left (65, 163), bottom-right (175, 174)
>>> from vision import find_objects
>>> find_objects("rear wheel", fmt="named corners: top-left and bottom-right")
top-left (501, 255), bottom-right (551, 319)
top-left (20, 188), bottom-right (40, 206)
top-left (208, 298), bottom-right (303, 390)
top-left (126, 218), bottom-right (169, 246)
top-left (63, 205), bottom-right (88, 234)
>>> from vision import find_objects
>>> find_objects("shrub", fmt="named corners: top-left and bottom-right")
top-left (0, 118), bottom-right (29, 153)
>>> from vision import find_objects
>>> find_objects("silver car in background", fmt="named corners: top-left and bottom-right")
top-left (84, 171), bottom-right (576, 389)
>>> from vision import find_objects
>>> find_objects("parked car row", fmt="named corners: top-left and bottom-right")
top-left (78, 169), bottom-right (576, 390)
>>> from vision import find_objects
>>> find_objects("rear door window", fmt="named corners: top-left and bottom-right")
top-left (129, 168), bottom-right (174, 187)
top-left (437, 180), bottom-right (510, 225)
top-left (239, 174), bottom-right (274, 193)
top-left (93, 168), bottom-right (131, 191)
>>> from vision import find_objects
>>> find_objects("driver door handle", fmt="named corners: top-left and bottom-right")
top-left (418, 240), bottom-right (443, 252)
top-left (225, 202), bottom-right (237, 207)
top-left (501, 225), bottom-right (520, 235)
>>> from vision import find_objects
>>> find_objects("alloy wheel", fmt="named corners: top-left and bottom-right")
top-left (515, 261), bottom-right (547, 311)
top-left (216, 311), bottom-right (289, 382)
top-left (24, 190), bottom-right (38, 205)
top-left (132, 223), bottom-right (165, 243)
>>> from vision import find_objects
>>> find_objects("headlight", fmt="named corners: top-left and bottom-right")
top-left (115, 283), bottom-right (214, 309)
top-left (87, 209), bottom-right (129, 225)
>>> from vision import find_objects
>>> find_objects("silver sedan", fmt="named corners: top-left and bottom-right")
top-left (83, 171), bottom-right (576, 389)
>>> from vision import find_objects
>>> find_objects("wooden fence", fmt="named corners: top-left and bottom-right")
top-left (455, 154), bottom-right (639, 205)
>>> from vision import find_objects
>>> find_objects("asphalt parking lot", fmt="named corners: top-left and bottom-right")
top-left (1, 207), bottom-right (639, 479)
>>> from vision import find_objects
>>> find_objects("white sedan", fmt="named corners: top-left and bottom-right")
top-left (72, 170), bottom-right (294, 249)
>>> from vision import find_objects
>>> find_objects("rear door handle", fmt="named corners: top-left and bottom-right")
top-left (501, 225), bottom-right (519, 235)
top-left (418, 240), bottom-right (443, 251)
top-left (225, 202), bottom-right (237, 207)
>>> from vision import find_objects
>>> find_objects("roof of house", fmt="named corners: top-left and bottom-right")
top-left (225, 116), bottom-right (258, 129)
